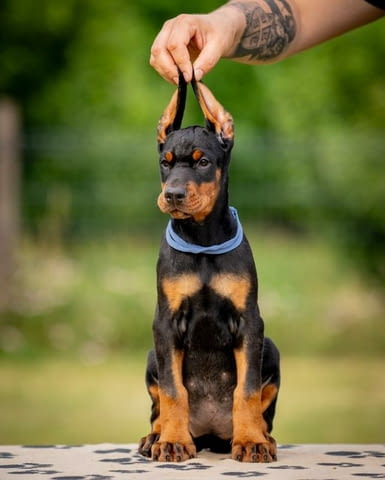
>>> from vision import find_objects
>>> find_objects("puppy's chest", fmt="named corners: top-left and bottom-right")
top-left (161, 269), bottom-right (253, 353)
top-left (161, 271), bottom-right (252, 314)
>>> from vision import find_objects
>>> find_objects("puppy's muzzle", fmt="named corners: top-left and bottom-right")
top-left (164, 186), bottom-right (187, 207)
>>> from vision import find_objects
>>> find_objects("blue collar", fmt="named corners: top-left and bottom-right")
top-left (165, 206), bottom-right (244, 255)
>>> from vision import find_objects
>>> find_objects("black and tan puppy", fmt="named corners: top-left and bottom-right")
top-left (139, 76), bottom-right (280, 463)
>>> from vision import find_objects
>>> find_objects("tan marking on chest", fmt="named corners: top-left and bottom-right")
top-left (162, 274), bottom-right (202, 312)
top-left (210, 273), bottom-right (250, 311)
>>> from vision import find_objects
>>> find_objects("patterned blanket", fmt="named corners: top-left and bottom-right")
top-left (0, 444), bottom-right (384, 479)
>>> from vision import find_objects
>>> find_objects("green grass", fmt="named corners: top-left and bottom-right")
top-left (0, 355), bottom-right (384, 445)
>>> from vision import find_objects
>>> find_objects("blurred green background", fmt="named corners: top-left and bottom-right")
top-left (0, 0), bottom-right (384, 446)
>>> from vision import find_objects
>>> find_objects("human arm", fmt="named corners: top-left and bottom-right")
top-left (149, 0), bottom-right (384, 84)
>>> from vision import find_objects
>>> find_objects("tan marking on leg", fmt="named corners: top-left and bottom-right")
top-left (159, 350), bottom-right (190, 442)
top-left (149, 384), bottom-right (161, 434)
top-left (162, 274), bottom-right (202, 312)
top-left (153, 349), bottom-right (196, 461)
top-left (232, 347), bottom-right (266, 446)
top-left (210, 273), bottom-right (250, 311)
top-left (261, 383), bottom-right (278, 413)
top-left (158, 389), bottom-right (191, 444)
top-left (232, 347), bottom-right (277, 462)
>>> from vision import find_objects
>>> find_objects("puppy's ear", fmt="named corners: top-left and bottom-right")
top-left (192, 80), bottom-right (234, 151)
top-left (157, 71), bottom-right (187, 152)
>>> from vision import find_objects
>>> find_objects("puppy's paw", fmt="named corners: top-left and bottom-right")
top-left (232, 436), bottom-right (277, 463)
top-left (151, 441), bottom-right (197, 462)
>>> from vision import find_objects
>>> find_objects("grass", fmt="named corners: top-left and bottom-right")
top-left (0, 355), bottom-right (384, 445)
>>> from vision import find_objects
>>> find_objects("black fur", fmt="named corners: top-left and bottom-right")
top-left (139, 78), bottom-right (280, 463)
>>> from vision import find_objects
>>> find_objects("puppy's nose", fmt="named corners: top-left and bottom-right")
top-left (164, 186), bottom-right (186, 205)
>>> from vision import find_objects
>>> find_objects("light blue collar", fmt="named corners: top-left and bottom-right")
top-left (165, 206), bottom-right (243, 254)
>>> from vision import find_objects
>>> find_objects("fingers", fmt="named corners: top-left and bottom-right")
top-left (150, 16), bottom-right (194, 84)
top-left (150, 14), bottom-right (220, 84)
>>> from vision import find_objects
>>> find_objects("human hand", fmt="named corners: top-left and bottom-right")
top-left (150, 7), bottom-right (245, 84)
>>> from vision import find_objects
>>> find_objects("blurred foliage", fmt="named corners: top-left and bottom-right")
top-left (1, 234), bottom-right (383, 359)
top-left (0, 0), bottom-right (384, 284)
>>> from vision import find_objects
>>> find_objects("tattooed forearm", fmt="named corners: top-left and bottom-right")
top-left (228, 0), bottom-right (296, 61)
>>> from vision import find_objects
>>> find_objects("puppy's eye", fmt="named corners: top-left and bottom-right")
top-left (160, 151), bottom-right (174, 168)
top-left (160, 159), bottom-right (171, 168)
top-left (197, 157), bottom-right (210, 167)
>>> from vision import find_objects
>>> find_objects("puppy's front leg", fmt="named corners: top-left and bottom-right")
top-left (152, 345), bottom-right (196, 462)
top-left (232, 340), bottom-right (276, 463)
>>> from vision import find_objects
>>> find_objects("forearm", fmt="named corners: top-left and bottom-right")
top-left (220, 0), bottom-right (384, 65)
top-left (219, 0), bottom-right (297, 63)
top-left (149, 0), bottom-right (384, 83)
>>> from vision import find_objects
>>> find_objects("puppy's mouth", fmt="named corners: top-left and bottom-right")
top-left (168, 208), bottom-right (192, 220)
top-left (158, 190), bottom-right (194, 219)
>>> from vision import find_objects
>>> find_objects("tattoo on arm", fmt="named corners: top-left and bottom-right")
top-left (229, 0), bottom-right (296, 61)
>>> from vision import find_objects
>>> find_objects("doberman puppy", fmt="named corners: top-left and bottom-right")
top-left (139, 75), bottom-right (280, 463)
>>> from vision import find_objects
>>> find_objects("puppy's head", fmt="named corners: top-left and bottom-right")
top-left (157, 79), bottom-right (234, 223)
